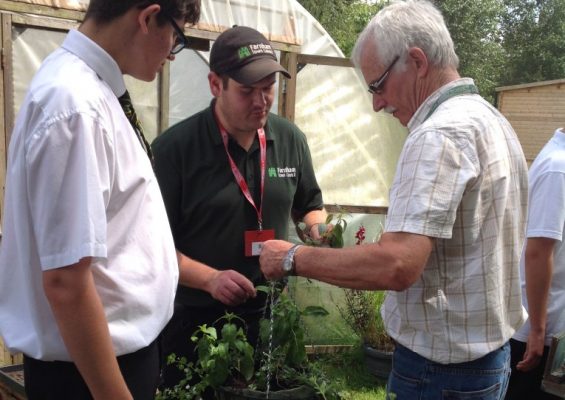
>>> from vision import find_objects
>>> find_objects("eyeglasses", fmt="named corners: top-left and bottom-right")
top-left (367, 55), bottom-right (399, 95)
top-left (167, 15), bottom-right (188, 55)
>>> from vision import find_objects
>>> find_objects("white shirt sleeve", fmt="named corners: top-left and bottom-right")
top-left (26, 110), bottom-right (109, 270)
top-left (527, 171), bottom-right (565, 241)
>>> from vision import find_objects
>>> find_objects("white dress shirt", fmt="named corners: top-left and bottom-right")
top-left (0, 29), bottom-right (178, 360)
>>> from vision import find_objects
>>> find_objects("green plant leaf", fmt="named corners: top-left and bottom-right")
top-left (221, 323), bottom-right (238, 343)
top-left (202, 325), bottom-right (217, 339)
top-left (286, 334), bottom-right (307, 366)
top-left (239, 351), bottom-right (255, 382)
top-left (301, 305), bottom-right (329, 317)
top-left (255, 285), bottom-right (269, 293)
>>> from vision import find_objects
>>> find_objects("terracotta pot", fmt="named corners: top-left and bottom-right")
top-left (363, 343), bottom-right (393, 380)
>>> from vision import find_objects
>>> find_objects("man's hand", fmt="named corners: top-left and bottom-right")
top-left (517, 331), bottom-right (545, 372)
top-left (259, 240), bottom-right (295, 280)
top-left (207, 270), bottom-right (256, 306)
top-left (309, 223), bottom-right (334, 242)
top-left (177, 251), bottom-right (256, 306)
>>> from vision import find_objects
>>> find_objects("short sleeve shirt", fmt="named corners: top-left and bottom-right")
top-left (383, 78), bottom-right (528, 363)
top-left (152, 102), bottom-right (324, 309)
top-left (0, 30), bottom-right (178, 360)
top-left (514, 128), bottom-right (565, 346)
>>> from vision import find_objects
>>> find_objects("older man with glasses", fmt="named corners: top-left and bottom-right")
top-left (0, 1), bottom-right (200, 399)
top-left (259, 1), bottom-right (528, 399)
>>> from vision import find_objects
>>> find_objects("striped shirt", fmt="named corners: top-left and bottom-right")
top-left (383, 78), bottom-right (528, 364)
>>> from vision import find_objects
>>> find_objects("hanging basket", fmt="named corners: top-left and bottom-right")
top-left (216, 384), bottom-right (318, 400)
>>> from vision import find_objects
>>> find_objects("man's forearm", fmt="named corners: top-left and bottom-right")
top-left (296, 208), bottom-right (328, 241)
top-left (524, 237), bottom-right (555, 335)
top-left (301, 209), bottom-right (327, 231)
top-left (260, 232), bottom-right (433, 290)
top-left (43, 258), bottom-right (132, 400)
top-left (177, 250), bottom-right (220, 291)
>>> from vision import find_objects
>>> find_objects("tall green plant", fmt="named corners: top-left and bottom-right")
top-left (337, 289), bottom-right (393, 352)
top-left (335, 225), bottom-right (393, 352)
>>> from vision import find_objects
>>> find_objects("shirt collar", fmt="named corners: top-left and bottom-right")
top-left (408, 78), bottom-right (476, 132)
top-left (553, 128), bottom-right (565, 144)
top-left (61, 29), bottom-right (126, 97)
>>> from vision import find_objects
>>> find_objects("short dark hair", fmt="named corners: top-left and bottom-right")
top-left (84, 0), bottom-right (200, 25)
top-left (221, 74), bottom-right (230, 89)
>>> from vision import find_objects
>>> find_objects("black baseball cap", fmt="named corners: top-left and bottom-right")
top-left (209, 26), bottom-right (291, 85)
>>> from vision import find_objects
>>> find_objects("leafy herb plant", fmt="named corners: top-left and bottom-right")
top-left (159, 284), bottom-right (342, 399)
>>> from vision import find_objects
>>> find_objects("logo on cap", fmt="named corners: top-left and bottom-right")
top-left (237, 43), bottom-right (275, 61)
top-left (238, 47), bottom-right (252, 59)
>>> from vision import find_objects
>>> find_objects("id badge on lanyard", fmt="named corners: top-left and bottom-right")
top-left (216, 115), bottom-right (275, 256)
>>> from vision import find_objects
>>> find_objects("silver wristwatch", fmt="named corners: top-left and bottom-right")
top-left (282, 244), bottom-right (302, 276)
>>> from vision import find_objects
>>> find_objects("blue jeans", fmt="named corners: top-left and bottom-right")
top-left (387, 342), bottom-right (511, 400)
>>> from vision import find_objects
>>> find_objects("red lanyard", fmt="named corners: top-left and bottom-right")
top-left (216, 117), bottom-right (267, 230)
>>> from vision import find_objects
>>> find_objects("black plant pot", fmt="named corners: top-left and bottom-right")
top-left (363, 343), bottom-right (393, 380)
top-left (216, 385), bottom-right (318, 400)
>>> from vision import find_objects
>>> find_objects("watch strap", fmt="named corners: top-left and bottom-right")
top-left (283, 244), bottom-right (302, 276)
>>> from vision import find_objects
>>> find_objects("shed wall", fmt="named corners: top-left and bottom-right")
top-left (498, 82), bottom-right (565, 164)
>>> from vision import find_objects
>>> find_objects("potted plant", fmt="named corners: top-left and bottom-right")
top-left (336, 226), bottom-right (394, 380)
top-left (340, 289), bottom-right (394, 379)
top-left (158, 284), bottom-right (341, 400)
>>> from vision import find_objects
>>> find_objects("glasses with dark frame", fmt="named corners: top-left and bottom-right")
top-left (367, 55), bottom-right (400, 95)
top-left (167, 15), bottom-right (189, 55)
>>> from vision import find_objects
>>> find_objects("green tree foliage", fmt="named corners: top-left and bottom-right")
top-left (500, 0), bottom-right (565, 86)
top-left (298, 0), bottom-right (565, 105)
top-left (436, 0), bottom-right (506, 103)
top-left (297, 0), bottom-right (382, 57)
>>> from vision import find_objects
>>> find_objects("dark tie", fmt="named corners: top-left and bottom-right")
top-left (118, 90), bottom-right (154, 163)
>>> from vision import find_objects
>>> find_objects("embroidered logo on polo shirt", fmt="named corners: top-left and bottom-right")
top-left (268, 167), bottom-right (296, 178)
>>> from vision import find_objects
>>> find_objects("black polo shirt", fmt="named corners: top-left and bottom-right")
top-left (152, 102), bottom-right (324, 309)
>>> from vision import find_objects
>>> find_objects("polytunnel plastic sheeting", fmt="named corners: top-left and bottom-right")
top-left (169, 0), bottom-right (408, 207)
top-left (10, 25), bottom-right (160, 142)
top-left (16, 0), bottom-right (302, 45)
top-left (8, 0), bottom-right (408, 206)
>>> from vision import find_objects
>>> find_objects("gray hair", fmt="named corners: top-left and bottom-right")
top-left (352, 0), bottom-right (459, 70)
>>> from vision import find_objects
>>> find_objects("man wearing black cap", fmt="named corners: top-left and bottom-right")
top-left (152, 25), bottom-right (327, 392)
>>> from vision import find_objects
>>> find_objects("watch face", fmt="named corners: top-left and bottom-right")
top-left (282, 256), bottom-right (292, 272)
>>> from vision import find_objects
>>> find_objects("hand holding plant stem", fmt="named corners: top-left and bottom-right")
top-left (298, 210), bottom-right (348, 248)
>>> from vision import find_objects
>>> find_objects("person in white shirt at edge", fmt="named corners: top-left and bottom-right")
top-left (505, 128), bottom-right (565, 400)
top-left (259, 1), bottom-right (529, 399)
top-left (0, 1), bottom-right (200, 399)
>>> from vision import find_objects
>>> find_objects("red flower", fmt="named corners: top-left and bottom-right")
top-left (355, 225), bottom-right (366, 245)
